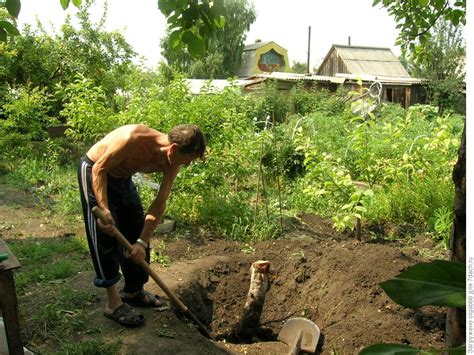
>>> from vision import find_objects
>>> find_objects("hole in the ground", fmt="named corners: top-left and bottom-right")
top-left (174, 259), bottom-right (279, 344)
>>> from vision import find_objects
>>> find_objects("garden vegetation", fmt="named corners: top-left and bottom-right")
top-left (0, 4), bottom-right (463, 245)
top-left (0, 1), bottom-right (466, 353)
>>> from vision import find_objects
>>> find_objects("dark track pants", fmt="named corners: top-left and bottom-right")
top-left (77, 155), bottom-right (149, 292)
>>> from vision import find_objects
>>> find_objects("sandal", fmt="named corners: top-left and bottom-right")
top-left (104, 303), bottom-right (145, 327)
top-left (120, 289), bottom-right (165, 308)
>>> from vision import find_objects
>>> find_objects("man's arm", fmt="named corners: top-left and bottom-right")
top-left (139, 168), bottom-right (179, 243)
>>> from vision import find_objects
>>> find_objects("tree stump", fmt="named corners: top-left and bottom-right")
top-left (235, 260), bottom-right (271, 339)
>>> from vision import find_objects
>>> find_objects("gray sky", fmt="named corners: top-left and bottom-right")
top-left (19, 0), bottom-right (401, 70)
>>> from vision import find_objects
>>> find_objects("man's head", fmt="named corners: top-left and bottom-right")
top-left (167, 124), bottom-right (206, 165)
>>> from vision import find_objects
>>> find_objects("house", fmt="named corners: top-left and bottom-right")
top-left (239, 40), bottom-right (290, 77)
top-left (316, 44), bottom-right (423, 107)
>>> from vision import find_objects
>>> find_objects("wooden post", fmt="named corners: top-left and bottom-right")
top-left (235, 260), bottom-right (271, 339)
top-left (0, 238), bottom-right (23, 355)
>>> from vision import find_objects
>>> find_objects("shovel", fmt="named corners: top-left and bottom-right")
top-left (91, 206), bottom-right (214, 340)
top-left (278, 317), bottom-right (320, 355)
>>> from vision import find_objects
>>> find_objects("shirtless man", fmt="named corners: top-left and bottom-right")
top-left (77, 123), bottom-right (206, 327)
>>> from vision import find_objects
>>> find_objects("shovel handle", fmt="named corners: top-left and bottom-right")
top-left (91, 206), bottom-right (214, 340)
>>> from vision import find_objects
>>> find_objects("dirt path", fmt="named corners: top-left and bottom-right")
top-left (0, 185), bottom-right (448, 354)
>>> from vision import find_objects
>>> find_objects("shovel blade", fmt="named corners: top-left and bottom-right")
top-left (278, 317), bottom-right (320, 353)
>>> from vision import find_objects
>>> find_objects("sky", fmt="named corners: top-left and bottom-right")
top-left (18, 0), bottom-right (401, 70)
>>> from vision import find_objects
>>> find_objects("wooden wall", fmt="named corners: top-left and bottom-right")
top-left (318, 49), bottom-right (349, 77)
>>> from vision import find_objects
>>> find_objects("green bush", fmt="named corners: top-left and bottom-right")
top-left (59, 74), bottom-right (118, 145)
top-left (0, 63), bottom-right (463, 242)
top-left (0, 87), bottom-right (58, 165)
top-left (289, 83), bottom-right (345, 116)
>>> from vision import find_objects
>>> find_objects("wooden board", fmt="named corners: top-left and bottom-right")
top-left (0, 238), bottom-right (21, 271)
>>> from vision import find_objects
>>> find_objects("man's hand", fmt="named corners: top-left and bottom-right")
top-left (129, 243), bottom-right (146, 263)
top-left (96, 209), bottom-right (116, 237)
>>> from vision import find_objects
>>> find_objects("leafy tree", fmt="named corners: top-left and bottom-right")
top-left (158, 0), bottom-right (225, 58)
top-left (56, 1), bottom-right (136, 102)
top-left (1, 0), bottom-right (136, 118)
top-left (161, 0), bottom-right (256, 79)
top-left (291, 61), bottom-right (307, 74)
top-left (2, 0), bottom-right (226, 60)
top-left (0, 0), bottom-right (81, 42)
top-left (0, 0), bottom-right (21, 41)
top-left (373, 0), bottom-right (465, 61)
top-left (410, 19), bottom-right (465, 113)
top-left (373, 0), bottom-right (466, 350)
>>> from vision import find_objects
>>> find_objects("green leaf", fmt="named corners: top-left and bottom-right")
top-left (214, 15), bottom-right (225, 28)
top-left (359, 343), bottom-right (422, 354)
top-left (181, 30), bottom-right (196, 44)
top-left (60, 0), bottom-right (70, 10)
top-left (182, 6), bottom-right (199, 23)
top-left (71, 0), bottom-right (82, 7)
top-left (450, 346), bottom-right (467, 355)
top-left (169, 30), bottom-right (182, 49)
top-left (158, 0), bottom-right (176, 16)
top-left (0, 28), bottom-right (7, 42)
top-left (380, 260), bottom-right (465, 308)
top-left (6, 0), bottom-right (21, 17)
top-left (186, 35), bottom-right (205, 57)
top-left (0, 20), bottom-right (20, 35)
top-left (354, 206), bottom-right (367, 213)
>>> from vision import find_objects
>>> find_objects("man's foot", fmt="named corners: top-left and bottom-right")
top-left (103, 303), bottom-right (145, 327)
top-left (120, 289), bottom-right (165, 308)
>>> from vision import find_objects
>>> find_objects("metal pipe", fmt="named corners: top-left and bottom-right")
top-left (307, 26), bottom-right (311, 74)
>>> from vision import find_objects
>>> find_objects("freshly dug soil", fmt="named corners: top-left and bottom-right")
top-left (153, 213), bottom-right (446, 354)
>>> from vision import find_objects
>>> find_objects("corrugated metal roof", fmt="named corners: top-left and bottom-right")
top-left (243, 41), bottom-right (272, 51)
top-left (186, 79), bottom-right (258, 94)
top-left (254, 72), bottom-right (344, 83)
top-left (335, 73), bottom-right (424, 85)
top-left (333, 45), bottom-right (411, 78)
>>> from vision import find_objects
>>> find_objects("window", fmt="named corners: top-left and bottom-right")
top-left (258, 49), bottom-right (285, 72)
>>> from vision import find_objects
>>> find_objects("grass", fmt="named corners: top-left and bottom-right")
top-left (6, 235), bottom-right (120, 353)
top-left (151, 240), bottom-right (173, 267)
top-left (10, 235), bottom-right (89, 291)
top-left (59, 338), bottom-right (121, 354)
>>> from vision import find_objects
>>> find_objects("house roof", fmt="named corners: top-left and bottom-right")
top-left (239, 41), bottom-right (289, 77)
top-left (248, 72), bottom-right (346, 83)
top-left (335, 73), bottom-right (424, 85)
top-left (185, 79), bottom-right (260, 94)
top-left (243, 41), bottom-right (272, 51)
top-left (318, 44), bottom-right (411, 78)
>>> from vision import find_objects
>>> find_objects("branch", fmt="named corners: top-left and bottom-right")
top-left (409, 0), bottom-right (449, 39)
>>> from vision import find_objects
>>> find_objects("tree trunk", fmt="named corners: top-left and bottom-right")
top-left (445, 123), bottom-right (465, 349)
top-left (235, 260), bottom-right (271, 339)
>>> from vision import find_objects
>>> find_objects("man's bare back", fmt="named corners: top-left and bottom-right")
top-left (86, 124), bottom-right (172, 178)
top-left (85, 123), bottom-right (202, 245)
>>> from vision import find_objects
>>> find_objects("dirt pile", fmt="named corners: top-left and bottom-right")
top-left (154, 213), bottom-right (445, 354)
